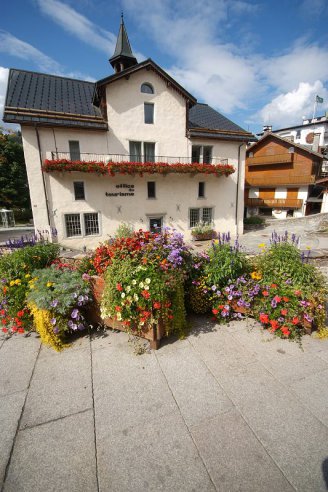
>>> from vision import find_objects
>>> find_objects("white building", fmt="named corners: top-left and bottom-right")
top-left (3, 17), bottom-right (254, 249)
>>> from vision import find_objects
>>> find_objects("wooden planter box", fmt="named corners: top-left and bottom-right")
top-left (192, 231), bottom-right (216, 241)
top-left (90, 276), bottom-right (165, 349)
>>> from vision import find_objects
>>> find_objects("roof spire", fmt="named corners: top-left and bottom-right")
top-left (109, 15), bottom-right (138, 73)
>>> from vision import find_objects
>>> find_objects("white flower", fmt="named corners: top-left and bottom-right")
top-left (132, 279), bottom-right (137, 285)
top-left (139, 282), bottom-right (144, 289)
top-left (121, 292), bottom-right (126, 298)
top-left (127, 295), bottom-right (132, 301)
top-left (144, 285), bottom-right (149, 291)
top-left (145, 278), bottom-right (151, 284)
top-left (133, 294), bottom-right (139, 301)
top-left (116, 312), bottom-right (122, 321)
top-left (126, 286), bottom-right (131, 293)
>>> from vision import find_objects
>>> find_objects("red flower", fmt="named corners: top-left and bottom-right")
top-left (269, 319), bottom-right (279, 331)
top-left (259, 313), bottom-right (269, 324)
top-left (282, 297), bottom-right (289, 302)
top-left (294, 290), bottom-right (302, 297)
top-left (281, 326), bottom-right (291, 337)
top-left (141, 290), bottom-right (150, 299)
top-left (292, 317), bottom-right (300, 325)
top-left (0, 309), bottom-right (5, 316)
top-left (212, 308), bottom-right (219, 315)
top-left (273, 295), bottom-right (281, 303)
top-left (2, 327), bottom-right (8, 333)
top-left (116, 283), bottom-right (123, 292)
top-left (153, 302), bottom-right (161, 309)
top-left (218, 305), bottom-right (224, 310)
top-left (271, 284), bottom-right (277, 288)
top-left (115, 306), bottom-right (121, 312)
top-left (262, 290), bottom-right (269, 297)
top-left (280, 309), bottom-right (288, 316)
top-left (18, 328), bottom-right (25, 334)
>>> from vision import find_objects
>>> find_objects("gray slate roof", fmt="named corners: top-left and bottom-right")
top-left (3, 69), bottom-right (107, 130)
top-left (188, 103), bottom-right (252, 140)
top-left (4, 69), bottom-right (254, 141)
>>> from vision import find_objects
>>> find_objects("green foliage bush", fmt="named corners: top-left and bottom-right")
top-left (244, 216), bottom-right (264, 225)
top-left (0, 243), bottom-right (60, 278)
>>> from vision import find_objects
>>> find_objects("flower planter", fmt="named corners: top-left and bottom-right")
top-left (192, 232), bottom-right (216, 241)
top-left (89, 276), bottom-right (165, 349)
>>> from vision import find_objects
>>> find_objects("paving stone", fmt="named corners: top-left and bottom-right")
top-left (93, 346), bottom-right (177, 432)
top-left (38, 332), bottom-right (90, 359)
top-left (20, 347), bottom-right (92, 428)
top-left (156, 343), bottom-right (233, 427)
top-left (0, 335), bottom-right (40, 396)
top-left (290, 368), bottom-right (328, 426)
top-left (191, 409), bottom-right (294, 492)
top-left (4, 410), bottom-right (97, 492)
top-left (96, 410), bottom-right (215, 492)
top-left (214, 361), bottom-right (328, 491)
top-left (0, 391), bottom-right (25, 485)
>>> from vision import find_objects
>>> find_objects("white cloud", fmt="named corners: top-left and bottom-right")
top-left (258, 81), bottom-right (328, 128)
top-left (36, 0), bottom-right (117, 54)
top-left (0, 30), bottom-right (62, 73)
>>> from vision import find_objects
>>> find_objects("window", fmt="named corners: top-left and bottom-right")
top-left (144, 103), bottom-right (154, 124)
top-left (144, 142), bottom-right (155, 162)
top-left (129, 141), bottom-right (155, 162)
top-left (65, 213), bottom-right (99, 237)
top-left (74, 181), bottom-right (85, 200)
top-left (147, 181), bottom-right (156, 198)
top-left (84, 213), bottom-right (99, 235)
top-left (189, 207), bottom-right (213, 228)
top-left (141, 83), bottom-right (154, 94)
top-left (198, 182), bottom-right (205, 198)
top-left (191, 145), bottom-right (213, 164)
top-left (65, 214), bottom-right (82, 237)
top-left (129, 141), bottom-right (142, 162)
top-left (69, 141), bottom-right (80, 160)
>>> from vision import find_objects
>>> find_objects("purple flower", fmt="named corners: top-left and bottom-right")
top-left (271, 300), bottom-right (277, 308)
top-left (78, 323), bottom-right (84, 330)
top-left (78, 295), bottom-right (84, 302)
top-left (67, 320), bottom-right (78, 330)
top-left (304, 313), bottom-right (313, 322)
top-left (51, 299), bottom-right (58, 308)
top-left (71, 309), bottom-right (79, 319)
top-left (50, 318), bottom-right (56, 325)
top-left (211, 285), bottom-right (217, 291)
top-left (53, 327), bottom-right (59, 334)
top-left (82, 273), bottom-right (90, 281)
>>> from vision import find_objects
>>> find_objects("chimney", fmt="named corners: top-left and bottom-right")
top-left (263, 125), bottom-right (272, 133)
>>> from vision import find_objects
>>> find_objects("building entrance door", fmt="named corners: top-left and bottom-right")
top-left (149, 217), bottom-right (163, 233)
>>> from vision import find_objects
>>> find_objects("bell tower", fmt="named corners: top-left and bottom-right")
top-left (109, 13), bottom-right (138, 73)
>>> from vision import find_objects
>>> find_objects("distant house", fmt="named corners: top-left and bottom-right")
top-left (245, 132), bottom-right (324, 219)
top-left (3, 16), bottom-right (254, 248)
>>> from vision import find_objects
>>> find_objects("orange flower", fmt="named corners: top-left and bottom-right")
top-left (259, 313), bottom-right (269, 324)
top-left (212, 308), bottom-right (219, 315)
top-left (282, 297), bottom-right (289, 302)
top-left (280, 309), bottom-right (288, 316)
top-left (271, 284), bottom-right (277, 288)
top-left (292, 317), bottom-right (300, 325)
top-left (281, 326), bottom-right (290, 337)
top-left (269, 319), bottom-right (279, 330)
top-left (262, 290), bottom-right (269, 297)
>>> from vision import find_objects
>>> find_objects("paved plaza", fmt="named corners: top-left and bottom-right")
top-left (1, 318), bottom-right (328, 492)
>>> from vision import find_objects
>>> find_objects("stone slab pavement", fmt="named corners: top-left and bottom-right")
top-left (1, 319), bottom-right (328, 492)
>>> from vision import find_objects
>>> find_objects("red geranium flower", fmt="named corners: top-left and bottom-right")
top-left (292, 317), bottom-right (300, 325)
top-left (141, 290), bottom-right (150, 299)
top-left (280, 309), bottom-right (288, 316)
top-left (2, 327), bottom-right (8, 333)
top-left (116, 283), bottom-right (123, 292)
top-left (273, 295), bottom-right (281, 303)
top-left (115, 306), bottom-right (121, 312)
top-left (259, 313), bottom-right (269, 324)
top-left (271, 284), bottom-right (277, 288)
top-left (18, 328), bottom-right (25, 334)
top-left (281, 326), bottom-right (291, 337)
top-left (212, 308), bottom-right (219, 315)
top-left (269, 319), bottom-right (279, 330)
top-left (262, 290), bottom-right (269, 297)
top-left (282, 297), bottom-right (289, 302)
top-left (153, 302), bottom-right (161, 309)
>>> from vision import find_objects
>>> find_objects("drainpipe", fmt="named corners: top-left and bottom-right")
top-left (35, 125), bottom-right (51, 227)
top-left (235, 142), bottom-right (245, 236)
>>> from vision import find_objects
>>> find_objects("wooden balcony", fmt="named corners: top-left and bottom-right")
top-left (245, 198), bottom-right (303, 209)
top-left (245, 175), bottom-right (315, 186)
top-left (247, 153), bottom-right (293, 166)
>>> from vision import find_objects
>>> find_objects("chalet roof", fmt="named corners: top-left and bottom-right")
top-left (188, 103), bottom-right (255, 141)
top-left (96, 58), bottom-right (197, 103)
top-left (3, 67), bottom-right (255, 141)
top-left (247, 132), bottom-right (324, 160)
top-left (3, 69), bottom-right (107, 130)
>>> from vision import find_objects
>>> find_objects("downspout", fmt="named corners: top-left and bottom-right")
top-left (235, 142), bottom-right (244, 236)
top-left (35, 125), bottom-right (51, 227)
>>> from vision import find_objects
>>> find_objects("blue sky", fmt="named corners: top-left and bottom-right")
top-left (1, 0), bottom-right (328, 133)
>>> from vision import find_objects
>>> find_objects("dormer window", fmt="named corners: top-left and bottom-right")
top-left (141, 83), bottom-right (154, 94)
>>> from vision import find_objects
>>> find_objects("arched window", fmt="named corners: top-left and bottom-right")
top-left (141, 83), bottom-right (154, 94)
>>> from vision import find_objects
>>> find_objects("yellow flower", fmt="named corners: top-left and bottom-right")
top-left (29, 284), bottom-right (35, 290)
top-left (251, 271), bottom-right (262, 280)
top-left (258, 243), bottom-right (266, 249)
top-left (46, 282), bottom-right (53, 288)
top-left (15, 279), bottom-right (21, 285)
top-left (306, 246), bottom-right (311, 250)
top-left (25, 274), bottom-right (31, 278)
top-left (10, 280), bottom-right (15, 286)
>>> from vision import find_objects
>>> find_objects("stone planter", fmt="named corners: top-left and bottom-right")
top-left (89, 276), bottom-right (165, 349)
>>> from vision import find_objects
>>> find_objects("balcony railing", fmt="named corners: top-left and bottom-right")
top-left (49, 152), bottom-right (228, 165)
top-left (246, 175), bottom-right (315, 186)
top-left (247, 153), bottom-right (293, 166)
top-left (245, 198), bottom-right (303, 209)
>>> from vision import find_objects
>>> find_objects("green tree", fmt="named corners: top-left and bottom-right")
top-left (0, 127), bottom-right (31, 215)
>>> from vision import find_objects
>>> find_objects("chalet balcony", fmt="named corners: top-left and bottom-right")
top-left (245, 175), bottom-right (315, 186)
top-left (247, 153), bottom-right (293, 166)
top-left (245, 198), bottom-right (303, 209)
top-left (48, 152), bottom-right (228, 165)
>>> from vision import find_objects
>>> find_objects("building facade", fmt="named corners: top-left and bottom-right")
top-left (4, 17), bottom-right (253, 248)
top-left (245, 132), bottom-right (324, 219)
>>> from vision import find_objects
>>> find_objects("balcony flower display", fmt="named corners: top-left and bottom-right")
top-left (42, 159), bottom-right (235, 177)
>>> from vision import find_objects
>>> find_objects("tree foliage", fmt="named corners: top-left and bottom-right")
top-left (0, 128), bottom-right (31, 211)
